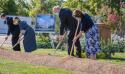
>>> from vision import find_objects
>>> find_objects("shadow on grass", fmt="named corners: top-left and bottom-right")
top-left (99, 57), bottom-right (125, 64)
top-left (108, 57), bottom-right (125, 61)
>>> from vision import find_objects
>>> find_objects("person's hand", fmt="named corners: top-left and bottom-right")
top-left (73, 37), bottom-right (77, 44)
top-left (5, 36), bottom-right (8, 40)
top-left (59, 35), bottom-right (64, 41)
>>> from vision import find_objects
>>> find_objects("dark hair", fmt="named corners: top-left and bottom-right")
top-left (73, 9), bottom-right (83, 18)
top-left (14, 17), bottom-right (19, 19)
top-left (1, 13), bottom-right (7, 18)
top-left (14, 17), bottom-right (20, 20)
top-left (14, 17), bottom-right (21, 23)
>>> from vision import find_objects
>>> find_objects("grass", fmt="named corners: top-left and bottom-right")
top-left (99, 53), bottom-right (125, 65)
top-left (0, 57), bottom-right (74, 74)
top-left (32, 49), bottom-right (86, 58)
top-left (33, 49), bottom-right (125, 65)
top-left (33, 49), bottom-right (125, 64)
top-left (1, 45), bottom-right (125, 65)
top-left (32, 49), bottom-right (68, 57)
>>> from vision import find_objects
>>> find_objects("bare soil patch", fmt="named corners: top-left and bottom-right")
top-left (0, 49), bottom-right (125, 74)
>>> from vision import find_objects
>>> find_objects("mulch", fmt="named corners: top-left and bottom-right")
top-left (0, 49), bottom-right (125, 74)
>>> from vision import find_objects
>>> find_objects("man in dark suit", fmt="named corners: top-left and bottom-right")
top-left (1, 13), bottom-right (21, 51)
top-left (53, 6), bottom-right (82, 58)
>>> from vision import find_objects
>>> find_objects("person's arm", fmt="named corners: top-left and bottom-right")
top-left (76, 31), bottom-right (83, 39)
top-left (5, 24), bottom-right (10, 40)
top-left (59, 14), bottom-right (67, 35)
top-left (59, 14), bottom-right (67, 41)
top-left (73, 31), bottom-right (83, 42)
top-left (7, 17), bottom-right (13, 36)
top-left (18, 21), bottom-right (27, 41)
top-left (5, 17), bottom-right (13, 40)
top-left (7, 26), bottom-right (11, 36)
top-left (19, 30), bottom-right (26, 37)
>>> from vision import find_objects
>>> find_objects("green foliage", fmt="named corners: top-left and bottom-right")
top-left (29, 0), bottom-right (64, 16)
top-left (16, 0), bottom-right (30, 16)
top-left (99, 53), bottom-right (125, 65)
top-left (80, 36), bottom-right (125, 59)
top-left (97, 53), bottom-right (107, 59)
top-left (0, 0), bottom-right (122, 16)
top-left (0, 0), bottom-right (18, 15)
top-left (28, 0), bottom-right (42, 16)
top-left (100, 40), bottom-right (125, 59)
top-left (79, 36), bottom-right (86, 52)
top-left (36, 34), bottom-right (52, 48)
top-left (62, 0), bottom-right (121, 15)
top-left (0, 0), bottom-right (64, 16)
top-left (62, 0), bottom-right (107, 15)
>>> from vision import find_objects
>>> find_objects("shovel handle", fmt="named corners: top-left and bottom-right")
top-left (0, 39), bottom-right (7, 48)
top-left (12, 37), bottom-right (23, 48)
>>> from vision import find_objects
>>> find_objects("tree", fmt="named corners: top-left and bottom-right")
top-left (0, 0), bottom-right (17, 15)
top-left (62, 0), bottom-right (121, 15)
top-left (29, 0), bottom-right (64, 17)
top-left (16, 0), bottom-right (30, 16)
top-left (28, 0), bottom-right (42, 17)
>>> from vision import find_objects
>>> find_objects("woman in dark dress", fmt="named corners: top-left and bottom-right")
top-left (13, 17), bottom-right (37, 52)
top-left (73, 9), bottom-right (100, 59)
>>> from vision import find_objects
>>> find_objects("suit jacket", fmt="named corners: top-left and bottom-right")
top-left (59, 8), bottom-right (78, 35)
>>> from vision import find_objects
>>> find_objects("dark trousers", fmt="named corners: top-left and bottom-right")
top-left (68, 34), bottom-right (82, 58)
top-left (12, 35), bottom-right (21, 51)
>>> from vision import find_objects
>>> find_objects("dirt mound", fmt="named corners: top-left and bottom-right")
top-left (0, 49), bottom-right (125, 74)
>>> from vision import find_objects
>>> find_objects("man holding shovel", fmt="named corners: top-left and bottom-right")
top-left (53, 6), bottom-right (82, 58)
top-left (1, 13), bottom-right (21, 51)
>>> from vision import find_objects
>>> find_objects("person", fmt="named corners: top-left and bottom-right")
top-left (13, 17), bottom-right (37, 52)
top-left (1, 13), bottom-right (21, 51)
top-left (73, 9), bottom-right (100, 59)
top-left (53, 6), bottom-right (82, 58)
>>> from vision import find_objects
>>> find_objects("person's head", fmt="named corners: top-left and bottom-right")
top-left (73, 9), bottom-right (83, 21)
top-left (73, 9), bottom-right (83, 18)
top-left (1, 13), bottom-right (7, 19)
top-left (52, 6), bottom-right (61, 14)
top-left (13, 17), bottom-right (21, 25)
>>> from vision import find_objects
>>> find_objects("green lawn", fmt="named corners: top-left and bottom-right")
top-left (33, 49), bottom-right (68, 57)
top-left (0, 57), bottom-right (74, 74)
top-left (1, 46), bottom-right (125, 65)
top-left (32, 49), bottom-right (125, 65)
top-left (99, 53), bottom-right (125, 65)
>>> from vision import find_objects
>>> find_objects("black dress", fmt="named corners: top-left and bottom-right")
top-left (19, 21), bottom-right (37, 52)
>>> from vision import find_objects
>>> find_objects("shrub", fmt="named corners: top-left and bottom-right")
top-left (97, 53), bottom-right (107, 59)
top-left (36, 34), bottom-right (52, 48)
top-left (100, 40), bottom-right (125, 59)
top-left (80, 36), bottom-right (125, 59)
